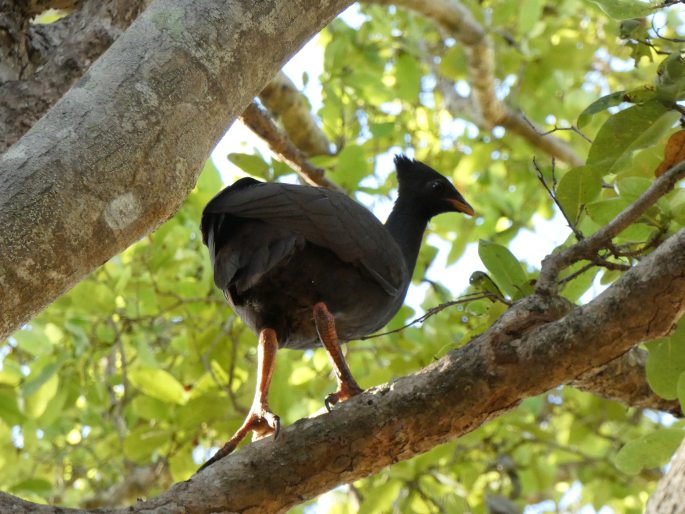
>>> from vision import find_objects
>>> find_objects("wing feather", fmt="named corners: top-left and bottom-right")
top-left (202, 181), bottom-right (406, 295)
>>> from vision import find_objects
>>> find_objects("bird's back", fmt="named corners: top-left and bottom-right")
top-left (201, 179), bottom-right (409, 348)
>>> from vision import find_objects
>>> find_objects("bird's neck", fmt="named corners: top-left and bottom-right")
top-left (385, 199), bottom-right (428, 275)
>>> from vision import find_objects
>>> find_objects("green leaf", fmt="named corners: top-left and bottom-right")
top-left (195, 159), bottom-right (223, 195)
top-left (24, 373), bottom-right (59, 419)
top-left (584, 0), bottom-right (655, 20)
top-left (227, 152), bottom-right (270, 177)
top-left (370, 122), bottom-right (395, 138)
top-left (13, 329), bottom-right (53, 357)
top-left (678, 371), bottom-right (685, 412)
top-left (646, 324), bottom-right (685, 399)
top-left (335, 145), bottom-right (369, 189)
top-left (585, 198), bottom-right (631, 226)
top-left (477, 241), bottom-right (533, 300)
top-left (518, 0), bottom-right (545, 34)
top-left (614, 428), bottom-right (684, 474)
top-left (395, 53), bottom-right (421, 103)
top-left (587, 100), bottom-right (679, 174)
top-left (288, 366), bottom-right (317, 386)
top-left (128, 367), bottom-right (188, 405)
top-left (21, 358), bottom-right (63, 397)
top-left (555, 165), bottom-right (603, 222)
top-left (656, 53), bottom-right (685, 102)
top-left (10, 477), bottom-right (53, 496)
top-left (131, 396), bottom-right (171, 421)
top-left (616, 176), bottom-right (652, 200)
top-left (0, 360), bottom-right (22, 387)
top-left (0, 389), bottom-right (26, 425)
top-left (560, 262), bottom-right (599, 303)
top-left (123, 426), bottom-right (170, 463)
top-left (577, 91), bottom-right (626, 129)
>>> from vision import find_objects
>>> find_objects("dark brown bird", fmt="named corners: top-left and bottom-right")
top-left (199, 155), bottom-right (473, 470)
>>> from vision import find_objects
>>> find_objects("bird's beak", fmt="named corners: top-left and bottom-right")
top-left (447, 198), bottom-right (475, 217)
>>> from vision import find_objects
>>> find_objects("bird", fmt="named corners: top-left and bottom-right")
top-left (198, 154), bottom-right (474, 470)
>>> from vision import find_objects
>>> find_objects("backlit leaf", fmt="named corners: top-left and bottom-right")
top-left (585, 0), bottom-right (655, 19)
top-left (646, 322), bottom-right (685, 400)
top-left (228, 153), bottom-right (270, 178)
top-left (615, 428), bottom-right (684, 474)
top-left (478, 240), bottom-right (533, 300)
top-left (587, 100), bottom-right (678, 174)
top-left (555, 165), bottom-right (603, 222)
top-left (128, 367), bottom-right (188, 405)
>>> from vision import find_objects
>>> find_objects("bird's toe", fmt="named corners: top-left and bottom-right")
top-left (324, 382), bottom-right (364, 411)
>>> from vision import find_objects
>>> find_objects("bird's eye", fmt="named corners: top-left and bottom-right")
top-left (430, 181), bottom-right (445, 193)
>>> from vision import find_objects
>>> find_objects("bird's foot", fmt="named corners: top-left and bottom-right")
top-left (324, 380), bottom-right (364, 412)
top-left (248, 406), bottom-right (281, 441)
top-left (197, 405), bottom-right (280, 473)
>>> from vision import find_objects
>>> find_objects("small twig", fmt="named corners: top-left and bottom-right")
top-left (651, 16), bottom-right (685, 43)
top-left (360, 292), bottom-right (508, 341)
top-left (240, 102), bottom-right (344, 192)
top-left (589, 254), bottom-right (631, 271)
top-left (537, 158), bottom-right (685, 295)
top-left (521, 113), bottom-right (593, 144)
top-left (533, 157), bottom-right (584, 241)
top-left (633, 38), bottom-right (671, 55)
top-left (558, 261), bottom-right (596, 286)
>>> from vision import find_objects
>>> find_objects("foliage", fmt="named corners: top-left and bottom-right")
top-left (4, 0), bottom-right (685, 511)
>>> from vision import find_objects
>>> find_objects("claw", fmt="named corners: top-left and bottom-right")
top-left (324, 395), bottom-right (335, 412)
top-left (273, 416), bottom-right (281, 439)
top-left (324, 381), bottom-right (364, 411)
top-left (197, 406), bottom-right (280, 473)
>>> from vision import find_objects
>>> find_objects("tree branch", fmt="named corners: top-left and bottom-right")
top-left (0, 0), bottom-right (354, 341)
top-left (3, 225), bottom-right (684, 513)
top-left (373, 0), bottom-right (584, 166)
top-left (0, 0), bottom-right (146, 152)
top-left (258, 71), bottom-right (333, 156)
top-left (537, 158), bottom-right (685, 295)
top-left (572, 348), bottom-right (682, 416)
top-left (240, 102), bottom-right (343, 190)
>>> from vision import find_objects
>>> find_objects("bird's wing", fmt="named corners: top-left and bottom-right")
top-left (202, 181), bottom-right (406, 296)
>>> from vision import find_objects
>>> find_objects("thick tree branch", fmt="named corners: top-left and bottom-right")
top-left (572, 348), bottom-right (682, 416)
top-left (373, 0), bottom-right (584, 166)
top-left (0, 0), bottom-right (146, 152)
top-left (3, 226), bottom-right (684, 513)
top-left (240, 102), bottom-right (343, 191)
top-left (0, 0), bottom-right (354, 341)
top-left (258, 71), bottom-right (333, 156)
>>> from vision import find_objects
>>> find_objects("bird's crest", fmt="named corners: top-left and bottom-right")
top-left (394, 154), bottom-right (442, 183)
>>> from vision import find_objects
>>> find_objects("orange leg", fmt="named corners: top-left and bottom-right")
top-left (198, 328), bottom-right (280, 472)
top-left (313, 302), bottom-right (363, 411)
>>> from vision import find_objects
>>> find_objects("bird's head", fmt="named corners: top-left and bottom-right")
top-left (394, 154), bottom-right (474, 219)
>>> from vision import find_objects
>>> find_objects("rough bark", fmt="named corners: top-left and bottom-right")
top-left (572, 348), bottom-right (682, 416)
top-left (1, 225), bottom-right (684, 513)
top-left (0, 0), bottom-right (354, 341)
top-left (0, 0), bottom-right (147, 152)
top-left (258, 71), bottom-right (333, 156)
top-left (646, 437), bottom-right (685, 514)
